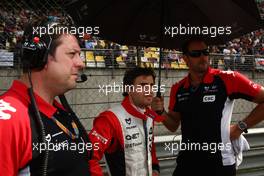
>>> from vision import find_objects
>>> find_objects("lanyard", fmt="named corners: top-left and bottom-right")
top-left (51, 116), bottom-right (79, 140)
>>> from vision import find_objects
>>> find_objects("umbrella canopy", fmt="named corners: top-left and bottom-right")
top-left (65, 0), bottom-right (263, 49)
top-left (65, 0), bottom-right (263, 101)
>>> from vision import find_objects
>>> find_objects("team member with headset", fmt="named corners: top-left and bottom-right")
top-left (0, 20), bottom-right (92, 176)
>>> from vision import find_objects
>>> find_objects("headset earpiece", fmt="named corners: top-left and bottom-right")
top-left (20, 33), bottom-right (52, 71)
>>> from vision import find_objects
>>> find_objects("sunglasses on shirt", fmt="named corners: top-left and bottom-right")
top-left (187, 49), bottom-right (210, 57)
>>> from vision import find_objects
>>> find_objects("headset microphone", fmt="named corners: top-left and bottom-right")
top-left (81, 74), bottom-right (87, 82)
top-left (76, 73), bottom-right (87, 83)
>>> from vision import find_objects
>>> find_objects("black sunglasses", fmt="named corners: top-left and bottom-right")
top-left (187, 49), bottom-right (209, 57)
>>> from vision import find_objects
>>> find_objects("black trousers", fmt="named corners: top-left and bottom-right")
top-left (172, 151), bottom-right (236, 176)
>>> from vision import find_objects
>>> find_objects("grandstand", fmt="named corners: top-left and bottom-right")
top-left (0, 0), bottom-right (263, 70)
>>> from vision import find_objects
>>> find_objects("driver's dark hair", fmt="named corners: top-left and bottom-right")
top-left (123, 67), bottom-right (156, 96)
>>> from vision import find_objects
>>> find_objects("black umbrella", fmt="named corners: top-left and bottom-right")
top-left (65, 0), bottom-right (263, 49)
top-left (64, 0), bottom-right (263, 101)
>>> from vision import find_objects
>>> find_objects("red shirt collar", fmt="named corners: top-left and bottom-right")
top-left (184, 67), bottom-right (215, 88)
top-left (10, 80), bottom-right (63, 118)
top-left (121, 96), bottom-right (164, 122)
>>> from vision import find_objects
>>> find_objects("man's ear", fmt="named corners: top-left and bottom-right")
top-left (45, 54), bottom-right (55, 69)
top-left (183, 55), bottom-right (189, 67)
top-left (48, 54), bottom-right (56, 62)
top-left (127, 86), bottom-right (133, 96)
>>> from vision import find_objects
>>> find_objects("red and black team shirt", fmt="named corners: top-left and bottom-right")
top-left (0, 80), bottom-right (90, 176)
top-left (168, 67), bottom-right (262, 166)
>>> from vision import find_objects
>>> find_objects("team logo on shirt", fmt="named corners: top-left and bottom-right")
top-left (125, 118), bottom-right (131, 125)
top-left (220, 70), bottom-right (235, 76)
top-left (91, 130), bottom-right (108, 144)
top-left (203, 85), bottom-right (218, 93)
top-left (212, 85), bottom-right (217, 89)
top-left (249, 81), bottom-right (258, 89)
top-left (0, 99), bottom-right (16, 120)
top-left (125, 133), bottom-right (140, 140)
top-left (203, 95), bottom-right (216, 102)
top-left (204, 86), bottom-right (210, 91)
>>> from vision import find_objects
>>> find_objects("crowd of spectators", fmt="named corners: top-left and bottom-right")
top-left (0, 1), bottom-right (70, 50)
top-left (210, 30), bottom-right (264, 55)
top-left (1, 1), bottom-right (263, 54)
top-left (0, 1), bottom-right (263, 70)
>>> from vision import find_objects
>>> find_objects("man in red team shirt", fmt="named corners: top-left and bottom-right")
top-left (89, 67), bottom-right (163, 176)
top-left (0, 21), bottom-right (92, 175)
top-left (152, 38), bottom-right (264, 176)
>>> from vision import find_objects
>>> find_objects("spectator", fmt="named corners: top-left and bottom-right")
top-left (223, 45), bottom-right (237, 70)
